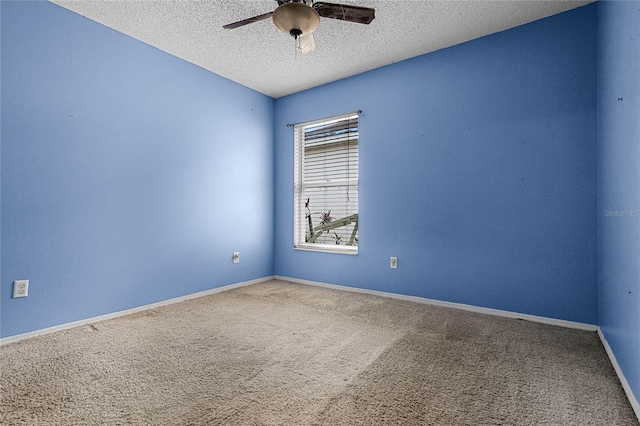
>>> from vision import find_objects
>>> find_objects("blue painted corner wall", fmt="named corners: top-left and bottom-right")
top-left (3, 0), bottom-right (638, 412)
top-left (274, 5), bottom-right (598, 325)
top-left (1, 1), bottom-right (275, 337)
top-left (598, 0), bottom-right (640, 409)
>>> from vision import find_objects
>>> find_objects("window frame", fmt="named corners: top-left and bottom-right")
top-left (293, 112), bottom-right (360, 255)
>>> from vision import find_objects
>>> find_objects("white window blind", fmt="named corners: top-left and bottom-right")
top-left (294, 112), bottom-right (359, 254)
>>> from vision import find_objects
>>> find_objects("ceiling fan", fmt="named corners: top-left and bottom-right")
top-left (223, 0), bottom-right (375, 54)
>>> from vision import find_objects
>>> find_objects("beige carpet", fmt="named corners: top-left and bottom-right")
top-left (1, 279), bottom-right (637, 425)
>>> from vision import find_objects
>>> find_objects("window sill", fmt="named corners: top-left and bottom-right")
top-left (294, 244), bottom-right (358, 255)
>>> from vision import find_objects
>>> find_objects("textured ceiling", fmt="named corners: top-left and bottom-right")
top-left (51, 0), bottom-right (593, 98)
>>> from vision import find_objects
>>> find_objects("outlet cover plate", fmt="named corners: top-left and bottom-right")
top-left (390, 257), bottom-right (398, 269)
top-left (13, 280), bottom-right (29, 298)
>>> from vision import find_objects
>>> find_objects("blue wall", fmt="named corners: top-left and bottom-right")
top-left (3, 0), bottom-right (637, 412)
top-left (1, 1), bottom-right (275, 338)
top-left (598, 0), bottom-right (640, 408)
top-left (274, 5), bottom-right (598, 324)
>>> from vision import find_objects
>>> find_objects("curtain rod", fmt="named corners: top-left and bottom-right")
top-left (286, 110), bottom-right (362, 127)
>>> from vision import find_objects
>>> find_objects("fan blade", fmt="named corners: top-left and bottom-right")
top-left (299, 33), bottom-right (317, 54)
top-left (312, 2), bottom-right (375, 25)
top-left (223, 11), bottom-right (273, 29)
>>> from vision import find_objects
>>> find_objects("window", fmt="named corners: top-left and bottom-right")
top-left (294, 112), bottom-right (359, 254)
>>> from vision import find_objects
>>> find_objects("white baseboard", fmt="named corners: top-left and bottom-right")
top-left (0, 276), bottom-right (275, 346)
top-left (274, 275), bottom-right (598, 331)
top-left (598, 328), bottom-right (640, 422)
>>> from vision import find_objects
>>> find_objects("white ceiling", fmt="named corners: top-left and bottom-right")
top-left (51, 0), bottom-right (593, 98)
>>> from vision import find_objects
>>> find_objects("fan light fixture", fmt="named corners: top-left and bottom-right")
top-left (223, 1), bottom-right (375, 55)
top-left (272, 2), bottom-right (320, 39)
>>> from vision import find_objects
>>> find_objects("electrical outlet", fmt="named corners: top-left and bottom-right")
top-left (233, 252), bottom-right (240, 264)
top-left (13, 280), bottom-right (29, 298)
top-left (390, 257), bottom-right (398, 269)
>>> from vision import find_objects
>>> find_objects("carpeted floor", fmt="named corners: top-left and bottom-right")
top-left (1, 279), bottom-right (637, 425)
